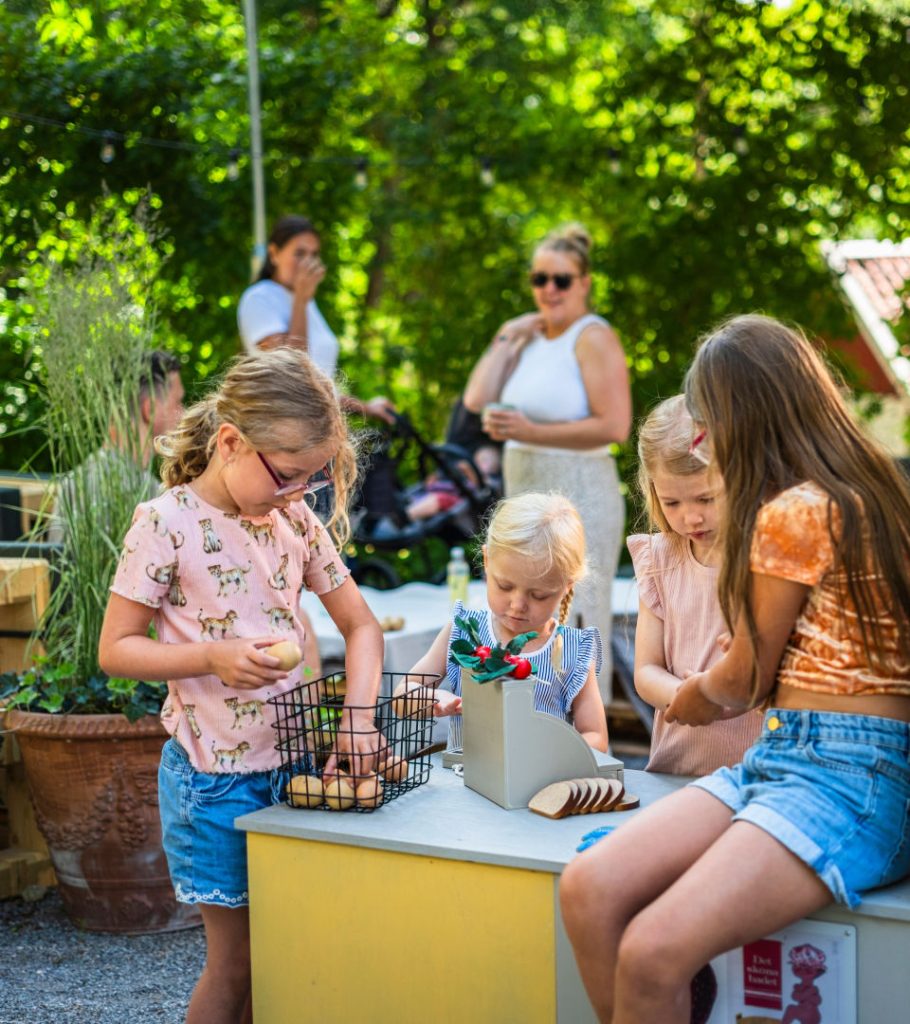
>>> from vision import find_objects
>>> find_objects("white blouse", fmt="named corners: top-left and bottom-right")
top-left (237, 279), bottom-right (340, 377)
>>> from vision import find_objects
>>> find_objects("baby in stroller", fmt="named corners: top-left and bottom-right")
top-left (354, 398), bottom-right (502, 548)
top-left (405, 399), bottom-right (502, 522)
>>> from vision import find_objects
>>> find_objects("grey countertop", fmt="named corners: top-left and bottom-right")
top-left (237, 756), bottom-right (910, 923)
top-left (237, 757), bottom-right (675, 873)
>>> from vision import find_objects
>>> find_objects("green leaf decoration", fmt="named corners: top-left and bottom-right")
top-left (449, 622), bottom-right (540, 683)
top-left (448, 650), bottom-right (482, 670)
top-left (506, 631), bottom-right (538, 655)
top-left (451, 638), bottom-right (477, 657)
top-left (454, 614), bottom-right (482, 646)
top-left (472, 663), bottom-right (518, 684)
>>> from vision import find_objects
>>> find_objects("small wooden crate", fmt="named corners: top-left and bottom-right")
top-left (0, 557), bottom-right (49, 673)
top-left (0, 557), bottom-right (55, 897)
top-left (0, 475), bottom-right (55, 539)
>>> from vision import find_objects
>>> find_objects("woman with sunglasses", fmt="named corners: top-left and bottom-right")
top-left (238, 213), bottom-right (396, 424)
top-left (463, 222), bottom-right (631, 700)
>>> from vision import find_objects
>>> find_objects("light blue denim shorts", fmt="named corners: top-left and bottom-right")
top-left (691, 709), bottom-right (910, 908)
top-left (158, 738), bottom-right (291, 908)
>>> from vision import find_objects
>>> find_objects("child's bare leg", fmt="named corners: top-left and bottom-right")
top-left (613, 819), bottom-right (832, 1024)
top-left (187, 904), bottom-right (252, 1024)
top-left (560, 787), bottom-right (733, 1022)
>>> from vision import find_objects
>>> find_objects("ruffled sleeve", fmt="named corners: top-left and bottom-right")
top-left (559, 625), bottom-right (604, 712)
top-left (445, 601), bottom-right (487, 695)
top-left (626, 533), bottom-right (664, 619)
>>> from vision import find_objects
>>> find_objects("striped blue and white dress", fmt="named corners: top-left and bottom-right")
top-left (444, 601), bottom-right (603, 751)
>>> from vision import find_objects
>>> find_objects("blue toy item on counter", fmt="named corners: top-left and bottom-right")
top-left (576, 824), bottom-right (617, 853)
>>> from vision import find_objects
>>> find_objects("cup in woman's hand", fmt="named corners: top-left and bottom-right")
top-left (482, 403), bottom-right (515, 440)
top-left (482, 402), bottom-right (514, 423)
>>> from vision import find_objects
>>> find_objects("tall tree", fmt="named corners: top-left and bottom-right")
top-left (1, 0), bottom-right (908, 477)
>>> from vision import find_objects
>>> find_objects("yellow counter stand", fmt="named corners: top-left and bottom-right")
top-left (237, 758), bottom-right (910, 1024)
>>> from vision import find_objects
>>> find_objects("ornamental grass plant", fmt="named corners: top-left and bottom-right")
top-left (0, 243), bottom-right (167, 719)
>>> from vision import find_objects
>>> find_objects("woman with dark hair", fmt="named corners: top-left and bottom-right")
top-left (238, 214), bottom-right (395, 422)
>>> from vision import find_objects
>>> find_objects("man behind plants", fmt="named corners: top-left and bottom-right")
top-left (46, 348), bottom-right (323, 674)
top-left (45, 349), bottom-right (185, 543)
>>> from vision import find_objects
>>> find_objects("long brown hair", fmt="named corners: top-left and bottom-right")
top-left (684, 314), bottom-right (910, 694)
top-left (156, 349), bottom-right (358, 546)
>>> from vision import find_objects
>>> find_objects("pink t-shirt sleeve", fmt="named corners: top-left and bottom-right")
top-left (300, 507), bottom-right (351, 595)
top-left (750, 485), bottom-right (837, 587)
top-left (111, 503), bottom-right (178, 608)
top-left (627, 533), bottom-right (663, 619)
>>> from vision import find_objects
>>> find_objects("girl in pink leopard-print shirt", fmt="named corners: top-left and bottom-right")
top-left (100, 349), bottom-right (383, 1024)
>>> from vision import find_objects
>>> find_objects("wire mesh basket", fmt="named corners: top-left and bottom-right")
top-left (268, 671), bottom-right (439, 813)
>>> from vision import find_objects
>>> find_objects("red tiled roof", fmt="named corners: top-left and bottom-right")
top-left (821, 240), bottom-right (910, 397)
top-left (844, 256), bottom-right (910, 322)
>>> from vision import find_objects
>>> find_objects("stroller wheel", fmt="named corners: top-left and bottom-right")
top-left (350, 557), bottom-right (401, 591)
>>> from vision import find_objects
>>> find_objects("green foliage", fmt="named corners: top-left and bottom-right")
top-left (0, 660), bottom-right (165, 720)
top-left (1, 0), bottom-right (909, 505)
top-left (6, 210), bottom-right (171, 714)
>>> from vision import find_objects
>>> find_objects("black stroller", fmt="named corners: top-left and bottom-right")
top-left (348, 403), bottom-right (502, 588)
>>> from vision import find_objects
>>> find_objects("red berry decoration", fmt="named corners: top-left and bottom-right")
top-left (510, 658), bottom-right (532, 679)
top-left (449, 615), bottom-right (538, 684)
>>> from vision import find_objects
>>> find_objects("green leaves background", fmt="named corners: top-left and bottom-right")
top-left (2, 0), bottom-right (908, 488)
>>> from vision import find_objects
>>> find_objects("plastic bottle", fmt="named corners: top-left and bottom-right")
top-left (446, 546), bottom-right (470, 608)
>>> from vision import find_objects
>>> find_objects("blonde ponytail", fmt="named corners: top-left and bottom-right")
top-left (155, 349), bottom-right (359, 546)
top-left (157, 395), bottom-right (219, 488)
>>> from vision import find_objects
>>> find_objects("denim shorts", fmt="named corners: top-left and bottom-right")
top-left (691, 709), bottom-right (910, 908)
top-left (158, 738), bottom-right (291, 908)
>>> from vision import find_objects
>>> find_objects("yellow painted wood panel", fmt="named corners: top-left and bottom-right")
top-left (248, 834), bottom-right (557, 1024)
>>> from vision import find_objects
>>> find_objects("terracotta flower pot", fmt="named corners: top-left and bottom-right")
top-left (4, 708), bottom-right (199, 934)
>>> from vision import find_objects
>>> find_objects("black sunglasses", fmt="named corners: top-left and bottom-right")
top-left (529, 271), bottom-right (579, 291)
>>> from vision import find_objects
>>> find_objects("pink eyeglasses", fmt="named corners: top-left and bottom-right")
top-left (256, 452), bottom-right (333, 498)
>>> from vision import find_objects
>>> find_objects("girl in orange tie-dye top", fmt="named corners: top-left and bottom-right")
top-left (561, 315), bottom-right (910, 1024)
top-left (99, 349), bottom-right (384, 1024)
top-left (627, 395), bottom-right (762, 775)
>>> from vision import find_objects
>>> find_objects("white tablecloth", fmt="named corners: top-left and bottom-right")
top-left (300, 577), bottom-right (639, 676)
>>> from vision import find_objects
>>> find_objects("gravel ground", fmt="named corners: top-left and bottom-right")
top-left (0, 889), bottom-right (205, 1024)
top-left (1, 753), bottom-right (649, 1024)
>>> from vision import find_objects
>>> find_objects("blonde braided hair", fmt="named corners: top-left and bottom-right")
top-left (551, 587), bottom-right (575, 675)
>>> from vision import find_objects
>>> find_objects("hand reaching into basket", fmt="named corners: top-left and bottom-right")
top-left (322, 708), bottom-right (388, 781)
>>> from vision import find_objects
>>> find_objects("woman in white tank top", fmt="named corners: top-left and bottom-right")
top-left (463, 223), bottom-right (632, 702)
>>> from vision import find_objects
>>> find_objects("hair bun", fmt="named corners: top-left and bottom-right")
top-left (553, 222), bottom-right (591, 252)
top-left (539, 222), bottom-right (593, 273)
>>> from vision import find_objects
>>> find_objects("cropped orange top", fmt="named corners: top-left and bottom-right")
top-left (750, 481), bottom-right (909, 697)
